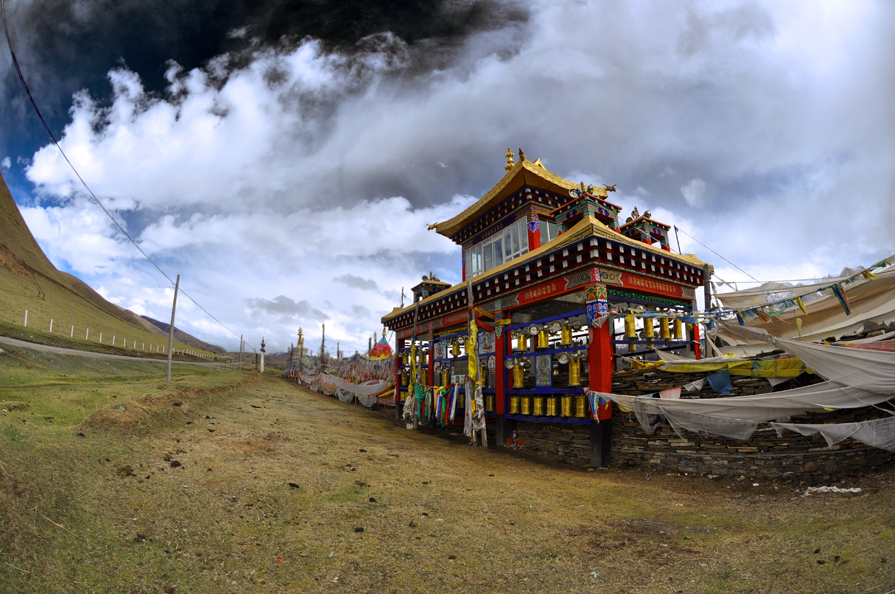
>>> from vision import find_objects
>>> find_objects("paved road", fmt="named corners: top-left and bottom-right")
top-left (0, 335), bottom-right (230, 368)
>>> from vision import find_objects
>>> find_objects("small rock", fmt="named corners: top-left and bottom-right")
top-left (77, 432), bottom-right (85, 437)
top-left (817, 560), bottom-right (825, 565)
top-left (169, 461), bottom-right (182, 468)
top-left (369, 497), bottom-right (377, 503)
top-left (288, 482), bottom-right (300, 489)
top-left (409, 521), bottom-right (418, 528)
top-left (172, 402), bottom-right (182, 407)
top-left (359, 448), bottom-right (366, 452)
top-left (354, 527), bottom-right (364, 533)
top-left (448, 555), bottom-right (457, 560)
top-left (117, 406), bottom-right (126, 412)
top-left (814, 548), bottom-right (821, 554)
top-left (208, 429), bottom-right (215, 432)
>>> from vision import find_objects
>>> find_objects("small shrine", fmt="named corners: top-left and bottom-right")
top-left (382, 149), bottom-right (712, 465)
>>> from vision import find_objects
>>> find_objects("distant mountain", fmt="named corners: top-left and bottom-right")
top-left (0, 172), bottom-right (225, 355)
top-left (141, 316), bottom-right (227, 354)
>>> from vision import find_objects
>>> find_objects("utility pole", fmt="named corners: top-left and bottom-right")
top-left (239, 335), bottom-right (244, 372)
top-left (166, 274), bottom-right (180, 384)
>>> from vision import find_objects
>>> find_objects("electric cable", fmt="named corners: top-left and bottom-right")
top-left (674, 225), bottom-right (761, 283)
top-left (2, 1), bottom-right (254, 350)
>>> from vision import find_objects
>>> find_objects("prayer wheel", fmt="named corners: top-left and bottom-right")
top-left (659, 317), bottom-right (670, 339)
top-left (537, 329), bottom-right (550, 350)
top-left (509, 395), bottom-right (520, 414)
top-left (485, 394), bottom-right (495, 412)
top-left (643, 317), bottom-right (655, 344)
top-left (451, 341), bottom-right (460, 357)
top-left (401, 370), bottom-right (410, 387)
top-left (561, 395), bottom-right (573, 417)
top-left (457, 390), bottom-right (465, 408)
top-left (568, 357), bottom-right (582, 387)
top-left (512, 364), bottom-right (525, 389)
top-left (515, 333), bottom-right (528, 352)
top-left (441, 369), bottom-right (449, 386)
top-left (673, 318), bottom-right (683, 340)
top-left (575, 395), bottom-right (587, 418)
top-left (520, 395), bottom-right (531, 415)
top-left (560, 324), bottom-right (573, 346)
top-left (532, 396), bottom-right (545, 416)
top-left (545, 396), bottom-right (558, 416)
top-left (625, 314), bottom-right (636, 352)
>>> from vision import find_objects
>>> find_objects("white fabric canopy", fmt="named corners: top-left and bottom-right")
top-left (601, 381), bottom-right (893, 441)
top-left (773, 416), bottom-right (895, 453)
top-left (768, 337), bottom-right (895, 396)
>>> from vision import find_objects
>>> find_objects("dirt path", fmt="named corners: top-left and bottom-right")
top-left (1, 374), bottom-right (893, 593)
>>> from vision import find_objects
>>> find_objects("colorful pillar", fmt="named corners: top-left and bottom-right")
top-left (527, 213), bottom-right (541, 252)
top-left (588, 320), bottom-right (613, 467)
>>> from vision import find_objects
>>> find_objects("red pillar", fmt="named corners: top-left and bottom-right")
top-left (495, 327), bottom-right (506, 415)
top-left (692, 323), bottom-right (702, 360)
top-left (427, 338), bottom-right (435, 387)
top-left (588, 321), bottom-right (612, 421)
top-left (527, 213), bottom-right (541, 251)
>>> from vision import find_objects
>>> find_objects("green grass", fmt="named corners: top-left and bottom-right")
top-left (0, 349), bottom-right (893, 593)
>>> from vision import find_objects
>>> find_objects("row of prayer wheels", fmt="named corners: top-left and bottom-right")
top-left (624, 315), bottom-right (684, 351)
top-left (508, 394), bottom-right (588, 418)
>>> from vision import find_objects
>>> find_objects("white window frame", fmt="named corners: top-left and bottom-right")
top-left (465, 218), bottom-right (529, 279)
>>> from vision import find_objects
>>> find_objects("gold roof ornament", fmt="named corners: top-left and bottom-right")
top-left (504, 147), bottom-right (515, 171)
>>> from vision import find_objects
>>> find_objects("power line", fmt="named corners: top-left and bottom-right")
top-left (2, 2), bottom-right (252, 351)
top-left (674, 225), bottom-right (761, 283)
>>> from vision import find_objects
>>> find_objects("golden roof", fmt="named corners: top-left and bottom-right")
top-left (434, 158), bottom-right (608, 239)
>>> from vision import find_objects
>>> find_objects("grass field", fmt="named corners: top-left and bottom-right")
top-left (1, 343), bottom-right (894, 594)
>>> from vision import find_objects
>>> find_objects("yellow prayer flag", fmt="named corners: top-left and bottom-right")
top-left (795, 317), bottom-right (803, 339)
top-left (795, 296), bottom-right (808, 316)
top-left (862, 269), bottom-right (879, 281)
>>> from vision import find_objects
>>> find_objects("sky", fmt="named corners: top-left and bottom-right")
top-left (1, 0), bottom-right (893, 354)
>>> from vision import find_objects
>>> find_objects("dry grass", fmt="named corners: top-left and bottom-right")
top-left (0, 353), bottom-right (893, 593)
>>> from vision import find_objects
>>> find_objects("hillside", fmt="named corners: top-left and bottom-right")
top-left (141, 315), bottom-right (227, 354)
top-left (0, 172), bottom-right (224, 355)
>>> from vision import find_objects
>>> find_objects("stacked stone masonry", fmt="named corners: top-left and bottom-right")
top-left (505, 368), bottom-right (895, 482)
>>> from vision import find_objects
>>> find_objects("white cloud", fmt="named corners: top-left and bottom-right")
top-left (17, 0), bottom-right (895, 352)
top-left (1, 157), bottom-right (9, 169)
top-left (680, 178), bottom-right (706, 207)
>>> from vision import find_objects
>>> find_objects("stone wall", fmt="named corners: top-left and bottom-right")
top-left (499, 368), bottom-right (895, 482)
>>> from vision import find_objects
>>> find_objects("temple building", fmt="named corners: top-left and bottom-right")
top-left (381, 149), bottom-right (712, 465)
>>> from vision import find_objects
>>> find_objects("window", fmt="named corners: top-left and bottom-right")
top-left (464, 218), bottom-right (529, 279)
top-left (539, 220), bottom-right (560, 246)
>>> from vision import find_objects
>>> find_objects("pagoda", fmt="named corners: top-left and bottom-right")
top-left (382, 149), bottom-right (712, 465)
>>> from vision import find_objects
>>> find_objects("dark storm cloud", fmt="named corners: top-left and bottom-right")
top-left (246, 295), bottom-right (326, 320)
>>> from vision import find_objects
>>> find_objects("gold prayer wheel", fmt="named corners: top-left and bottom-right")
top-left (560, 324), bottom-right (573, 346)
top-left (561, 395), bottom-right (573, 417)
top-left (574, 395), bottom-right (587, 418)
top-left (515, 333), bottom-right (528, 352)
top-left (509, 395), bottom-right (520, 414)
top-left (568, 357), bottom-right (582, 387)
top-left (546, 396), bottom-right (558, 416)
top-left (625, 314), bottom-right (636, 352)
top-left (673, 318), bottom-right (683, 339)
top-left (401, 371), bottom-right (410, 387)
top-left (659, 317), bottom-right (670, 339)
top-left (451, 341), bottom-right (460, 357)
top-left (537, 329), bottom-right (550, 349)
top-left (532, 396), bottom-right (545, 416)
top-left (643, 317), bottom-right (655, 344)
top-left (485, 394), bottom-right (495, 412)
top-left (457, 390), bottom-right (465, 408)
top-left (441, 369), bottom-right (449, 386)
top-left (512, 364), bottom-right (525, 389)
top-left (520, 396), bottom-right (531, 415)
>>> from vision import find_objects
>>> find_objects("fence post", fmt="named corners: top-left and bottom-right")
top-left (49, 318), bottom-right (53, 333)
top-left (86, 328), bottom-right (89, 341)
top-left (70, 326), bottom-right (74, 338)
top-left (23, 310), bottom-right (28, 327)
top-left (99, 332), bottom-right (102, 344)
top-left (112, 336), bottom-right (116, 346)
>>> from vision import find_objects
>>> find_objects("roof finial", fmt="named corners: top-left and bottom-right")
top-left (504, 147), bottom-right (515, 171)
top-left (518, 148), bottom-right (526, 162)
